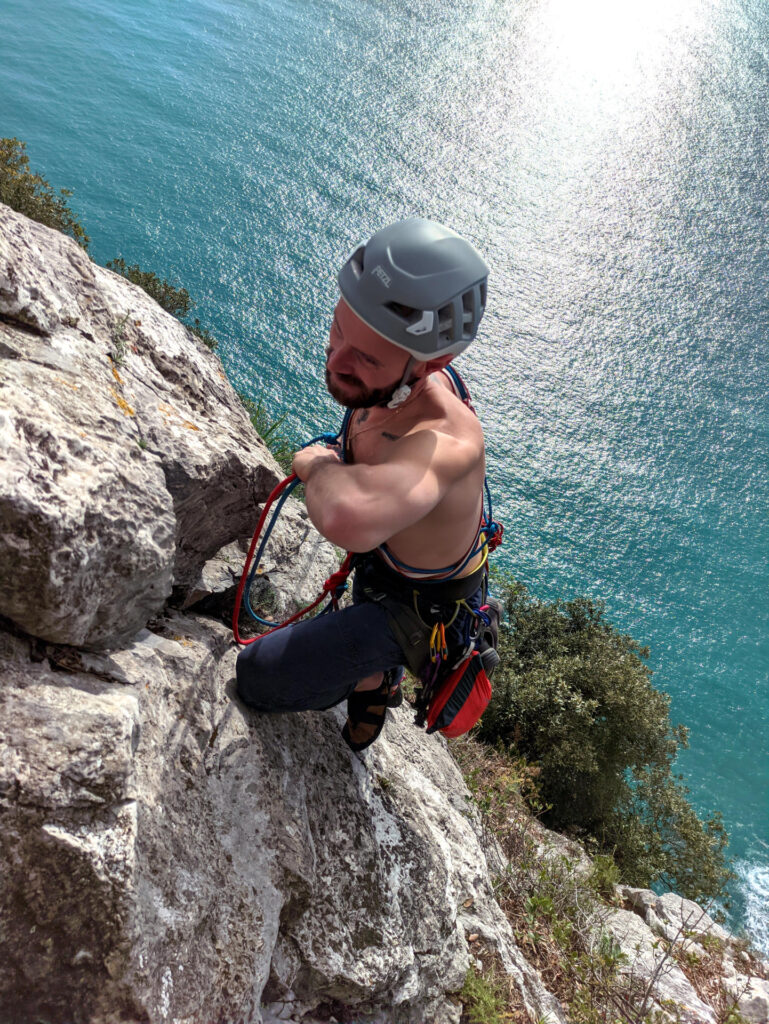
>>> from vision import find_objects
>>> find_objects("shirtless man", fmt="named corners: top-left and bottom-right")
top-left (236, 218), bottom-right (492, 749)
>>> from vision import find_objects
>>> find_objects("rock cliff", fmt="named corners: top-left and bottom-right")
top-left (1, 204), bottom-right (766, 1024)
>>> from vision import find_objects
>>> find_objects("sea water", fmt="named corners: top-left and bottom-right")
top-left (2, 0), bottom-right (767, 948)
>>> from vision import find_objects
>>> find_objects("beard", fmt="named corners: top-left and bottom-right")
top-left (325, 367), bottom-right (402, 409)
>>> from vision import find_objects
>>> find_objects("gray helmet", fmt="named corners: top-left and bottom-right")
top-left (337, 218), bottom-right (489, 361)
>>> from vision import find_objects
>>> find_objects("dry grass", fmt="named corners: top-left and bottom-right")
top-left (459, 939), bottom-right (531, 1024)
top-left (671, 938), bottom-right (765, 1024)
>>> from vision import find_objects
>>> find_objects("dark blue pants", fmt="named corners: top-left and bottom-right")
top-left (235, 572), bottom-right (405, 712)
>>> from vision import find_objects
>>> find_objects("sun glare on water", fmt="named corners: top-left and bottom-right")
top-left (524, 0), bottom-right (717, 149)
top-left (540, 0), bottom-right (707, 87)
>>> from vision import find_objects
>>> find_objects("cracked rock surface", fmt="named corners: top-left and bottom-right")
top-left (0, 617), bottom-right (565, 1024)
top-left (0, 202), bottom-right (281, 647)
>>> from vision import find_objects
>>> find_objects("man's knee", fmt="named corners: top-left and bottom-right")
top-left (236, 645), bottom-right (282, 711)
top-left (235, 638), bottom-right (353, 714)
top-left (233, 600), bottom-right (404, 714)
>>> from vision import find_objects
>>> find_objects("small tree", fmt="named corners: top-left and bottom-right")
top-left (0, 137), bottom-right (89, 249)
top-left (478, 579), bottom-right (733, 905)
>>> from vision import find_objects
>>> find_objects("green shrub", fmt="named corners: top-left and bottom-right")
top-left (0, 137), bottom-right (89, 249)
top-left (459, 964), bottom-right (507, 1024)
top-left (188, 319), bottom-right (218, 351)
top-left (237, 393), bottom-right (295, 474)
top-left (105, 257), bottom-right (192, 319)
top-left (588, 854), bottom-right (621, 900)
top-left (607, 764), bottom-right (731, 906)
top-left (478, 579), bottom-right (733, 906)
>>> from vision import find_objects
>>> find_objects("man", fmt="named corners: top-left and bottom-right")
top-left (236, 217), bottom-right (492, 750)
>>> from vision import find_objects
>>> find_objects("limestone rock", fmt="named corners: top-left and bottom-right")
top-left (598, 907), bottom-right (717, 1024)
top-left (184, 501), bottom-right (339, 626)
top-left (529, 817), bottom-right (593, 876)
top-left (0, 616), bottom-right (565, 1024)
top-left (0, 203), bottom-right (285, 648)
top-left (181, 540), bottom-right (246, 610)
top-left (0, 356), bottom-right (176, 648)
top-left (725, 974), bottom-right (769, 1024)
top-left (621, 886), bottom-right (732, 947)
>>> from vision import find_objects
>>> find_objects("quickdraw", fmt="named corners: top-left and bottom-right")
top-left (429, 622), bottom-right (448, 663)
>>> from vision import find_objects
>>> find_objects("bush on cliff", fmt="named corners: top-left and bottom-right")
top-left (477, 579), bottom-right (732, 906)
top-left (105, 257), bottom-right (218, 350)
top-left (105, 257), bottom-right (193, 318)
top-left (0, 137), bottom-right (89, 249)
top-left (237, 394), bottom-right (296, 474)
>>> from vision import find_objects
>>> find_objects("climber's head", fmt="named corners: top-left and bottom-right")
top-left (328, 218), bottom-right (489, 408)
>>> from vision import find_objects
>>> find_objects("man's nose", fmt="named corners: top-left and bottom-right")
top-left (326, 343), bottom-right (353, 375)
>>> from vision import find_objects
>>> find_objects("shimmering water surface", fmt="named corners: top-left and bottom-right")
top-left (2, 0), bottom-right (767, 946)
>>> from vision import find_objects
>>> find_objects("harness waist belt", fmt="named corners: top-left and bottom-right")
top-left (357, 552), bottom-right (487, 605)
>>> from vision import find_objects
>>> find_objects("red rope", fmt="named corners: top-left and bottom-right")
top-left (487, 522), bottom-right (504, 552)
top-left (232, 474), bottom-right (353, 646)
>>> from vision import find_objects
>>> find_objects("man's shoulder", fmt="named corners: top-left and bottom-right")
top-left (395, 411), bottom-right (482, 487)
top-left (382, 375), bottom-right (483, 465)
top-left (430, 380), bottom-right (484, 447)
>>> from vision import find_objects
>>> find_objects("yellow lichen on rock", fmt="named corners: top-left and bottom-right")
top-left (109, 387), bottom-right (135, 416)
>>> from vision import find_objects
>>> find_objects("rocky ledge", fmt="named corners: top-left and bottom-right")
top-left (0, 204), bottom-right (766, 1024)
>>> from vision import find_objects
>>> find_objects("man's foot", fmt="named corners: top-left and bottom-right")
top-left (342, 678), bottom-right (391, 751)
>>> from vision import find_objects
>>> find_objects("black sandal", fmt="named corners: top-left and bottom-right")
top-left (342, 679), bottom-right (390, 752)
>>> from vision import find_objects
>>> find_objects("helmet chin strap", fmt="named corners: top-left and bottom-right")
top-left (385, 357), bottom-right (417, 409)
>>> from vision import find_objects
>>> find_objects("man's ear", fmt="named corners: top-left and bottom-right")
top-left (415, 354), bottom-right (453, 378)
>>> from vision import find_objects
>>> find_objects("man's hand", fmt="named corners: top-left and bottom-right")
top-left (292, 444), bottom-right (341, 482)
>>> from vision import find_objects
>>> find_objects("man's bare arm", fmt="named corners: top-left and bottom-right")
top-left (293, 431), bottom-right (479, 552)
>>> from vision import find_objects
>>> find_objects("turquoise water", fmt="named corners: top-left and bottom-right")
top-left (2, 0), bottom-right (767, 947)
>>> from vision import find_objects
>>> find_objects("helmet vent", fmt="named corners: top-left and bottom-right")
top-left (349, 244), bottom-right (366, 278)
top-left (437, 304), bottom-right (453, 335)
top-left (385, 300), bottom-right (416, 321)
